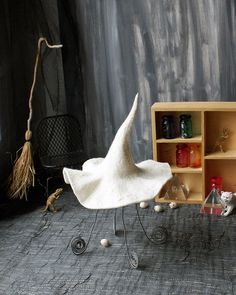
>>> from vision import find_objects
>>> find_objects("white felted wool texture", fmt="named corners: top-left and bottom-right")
top-left (63, 94), bottom-right (172, 209)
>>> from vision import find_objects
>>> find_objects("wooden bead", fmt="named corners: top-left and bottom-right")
top-left (139, 201), bottom-right (149, 209)
top-left (100, 239), bottom-right (111, 247)
top-left (154, 205), bottom-right (164, 212)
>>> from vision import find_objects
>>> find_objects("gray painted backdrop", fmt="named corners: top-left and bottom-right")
top-left (72, 0), bottom-right (236, 161)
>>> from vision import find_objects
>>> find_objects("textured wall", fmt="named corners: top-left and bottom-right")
top-left (1, 0), bottom-right (236, 194)
top-left (67, 0), bottom-right (236, 161)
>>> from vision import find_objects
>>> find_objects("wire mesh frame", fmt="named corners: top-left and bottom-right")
top-left (36, 114), bottom-right (87, 194)
top-left (36, 114), bottom-right (85, 159)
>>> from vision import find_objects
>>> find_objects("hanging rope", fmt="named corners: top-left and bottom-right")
top-left (8, 37), bottom-right (62, 200)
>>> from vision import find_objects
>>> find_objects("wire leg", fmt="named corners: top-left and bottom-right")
top-left (113, 209), bottom-right (117, 235)
top-left (71, 209), bottom-right (98, 255)
top-left (121, 207), bottom-right (139, 269)
top-left (46, 176), bottom-right (54, 196)
top-left (135, 204), bottom-right (168, 245)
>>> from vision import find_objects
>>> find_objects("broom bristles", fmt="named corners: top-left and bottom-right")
top-left (8, 141), bottom-right (35, 200)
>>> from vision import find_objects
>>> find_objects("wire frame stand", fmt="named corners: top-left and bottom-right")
top-left (71, 204), bottom-right (168, 269)
top-left (71, 210), bottom-right (98, 255)
top-left (135, 204), bottom-right (168, 245)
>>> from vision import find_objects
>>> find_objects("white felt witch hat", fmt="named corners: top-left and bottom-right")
top-left (63, 94), bottom-right (172, 209)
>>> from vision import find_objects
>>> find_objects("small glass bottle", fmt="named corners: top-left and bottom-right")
top-left (179, 114), bottom-right (193, 138)
top-left (161, 115), bottom-right (175, 139)
top-left (176, 143), bottom-right (189, 167)
top-left (210, 176), bottom-right (223, 192)
top-left (189, 144), bottom-right (201, 168)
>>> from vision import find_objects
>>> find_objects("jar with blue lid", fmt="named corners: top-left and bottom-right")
top-left (161, 115), bottom-right (175, 139)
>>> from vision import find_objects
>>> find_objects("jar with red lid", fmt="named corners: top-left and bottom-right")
top-left (176, 143), bottom-right (189, 168)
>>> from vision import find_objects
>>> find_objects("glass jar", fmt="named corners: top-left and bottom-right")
top-left (189, 144), bottom-right (201, 168)
top-left (161, 115), bottom-right (175, 139)
top-left (179, 114), bottom-right (192, 138)
top-left (176, 143), bottom-right (189, 167)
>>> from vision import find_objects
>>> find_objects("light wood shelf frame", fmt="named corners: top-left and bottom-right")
top-left (151, 101), bottom-right (236, 204)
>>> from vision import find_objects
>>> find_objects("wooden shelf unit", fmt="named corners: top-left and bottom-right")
top-left (151, 102), bottom-right (236, 204)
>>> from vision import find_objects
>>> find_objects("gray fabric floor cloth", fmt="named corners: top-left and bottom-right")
top-left (0, 187), bottom-right (236, 295)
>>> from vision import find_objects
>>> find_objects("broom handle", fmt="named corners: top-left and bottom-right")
top-left (27, 37), bottom-right (63, 132)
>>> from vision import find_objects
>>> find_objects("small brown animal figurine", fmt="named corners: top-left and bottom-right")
top-left (43, 188), bottom-right (63, 213)
top-left (213, 128), bottom-right (230, 153)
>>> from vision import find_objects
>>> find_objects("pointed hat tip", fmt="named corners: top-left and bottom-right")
top-left (131, 93), bottom-right (139, 111)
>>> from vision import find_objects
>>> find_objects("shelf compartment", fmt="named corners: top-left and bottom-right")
top-left (205, 111), bottom-right (236, 154)
top-left (155, 173), bottom-right (203, 204)
top-left (154, 111), bottom-right (202, 140)
top-left (156, 135), bottom-right (202, 144)
top-left (205, 159), bottom-right (236, 193)
top-left (156, 143), bottom-right (203, 170)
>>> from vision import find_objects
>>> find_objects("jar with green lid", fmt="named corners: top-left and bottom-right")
top-left (179, 114), bottom-right (192, 138)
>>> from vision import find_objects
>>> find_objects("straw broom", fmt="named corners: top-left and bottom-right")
top-left (8, 37), bottom-right (62, 200)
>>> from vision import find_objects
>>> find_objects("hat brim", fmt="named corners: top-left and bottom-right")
top-left (63, 159), bottom-right (172, 209)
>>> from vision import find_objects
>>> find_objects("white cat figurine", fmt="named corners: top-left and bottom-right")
top-left (220, 191), bottom-right (236, 216)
